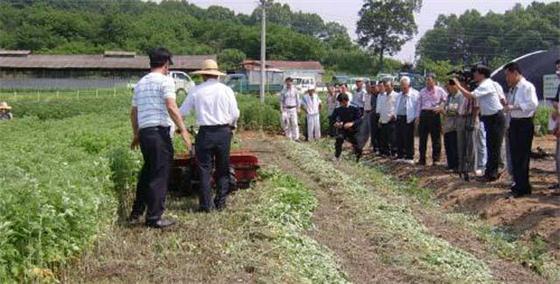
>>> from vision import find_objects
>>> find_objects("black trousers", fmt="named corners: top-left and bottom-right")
top-left (370, 112), bottom-right (381, 152)
top-left (196, 126), bottom-right (233, 210)
top-left (418, 110), bottom-right (442, 163)
top-left (444, 131), bottom-right (458, 170)
top-left (335, 130), bottom-right (361, 159)
top-left (131, 126), bottom-right (173, 222)
top-left (379, 121), bottom-right (396, 156)
top-left (481, 111), bottom-right (506, 179)
top-left (395, 116), bottom-right (415, 159)
top-left (509, 118), bottom-right (534, 194)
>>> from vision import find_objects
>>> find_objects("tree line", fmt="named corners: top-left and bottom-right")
top-left (0, 0), bottom-right (557, 76)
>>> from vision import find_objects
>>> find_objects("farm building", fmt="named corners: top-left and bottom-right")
top-left (0, 50), bottom-right (216, 90)
top-left (241, 60), bottom-right (324, 84)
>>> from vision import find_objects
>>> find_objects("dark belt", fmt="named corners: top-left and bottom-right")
top-left (397, 115), bottom-right (407, 119)
top-left (481, 110), bottom-right (503, 118)
top-left (510, 117), bottom-right (533, 121)
top-left (421, 109), bottom-right (437, 114)
top-left (140, 126), bottom-right (169, 132)
top-left (284, 106), bottom-right (297, 109)
top-left (199, 124), bottom-right (230, 129)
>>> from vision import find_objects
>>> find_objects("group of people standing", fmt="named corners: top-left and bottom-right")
top-left (280, 60), bottom-right (560, 200)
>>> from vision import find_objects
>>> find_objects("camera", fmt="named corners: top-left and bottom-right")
top-left (447, 65), bottom-right (477, 90)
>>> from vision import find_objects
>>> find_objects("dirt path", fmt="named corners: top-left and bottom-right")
top-left (244, 133), bottom-right (548, 283)
top-left (243, 135), bottom-right (413, 283)
top-left (333, 153), bottom-right (546, 283)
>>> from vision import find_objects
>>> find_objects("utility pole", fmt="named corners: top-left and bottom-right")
top-left (259, 0), bottom-right (266, 104)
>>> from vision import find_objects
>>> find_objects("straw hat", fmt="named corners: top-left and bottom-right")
top-left (0, 101), bottom-right (12, 110)
top-left (191, 59), bottom-right (225, 76)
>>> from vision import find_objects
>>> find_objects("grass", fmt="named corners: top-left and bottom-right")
top-left (309, 139), bottom-right (560, 282)
top-left (281, 140), bottom-right (494, 283)
top-left (62, 168), bottom-right (348, 283)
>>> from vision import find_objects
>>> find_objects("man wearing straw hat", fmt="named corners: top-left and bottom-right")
top-left (0, 102), bottom-right (13, 120)
top-left (180, 59), bottom-right (240, 212)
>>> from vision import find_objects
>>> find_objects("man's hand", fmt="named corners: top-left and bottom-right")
top-left (452, 78), bottom-right (461, 87)
top-left (130, 134), bottom-right (140, 150)
top-left (343, 122), bottom-right (354, 129)
top-left (179, 129), bottom-right (192, 151)
top-left (334, 122), bottom-right (343, 129)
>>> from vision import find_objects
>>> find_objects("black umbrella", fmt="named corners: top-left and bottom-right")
top-left (491, 46), bottom-right (560, 100)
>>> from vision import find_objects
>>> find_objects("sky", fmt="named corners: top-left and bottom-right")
top-left (178, 0), bottom-right (555, 62)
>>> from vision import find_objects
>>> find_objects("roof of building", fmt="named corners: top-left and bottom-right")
top-left (0, 50), bottom-right (216, 70)
top-left (242, 60), bottom-right (324, 71)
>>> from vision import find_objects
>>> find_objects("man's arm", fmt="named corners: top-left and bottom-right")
top-left (166, 98), bottom-right (191, 150)
top-left (228, 89), bottom-right (240, 126)
top-left (130, 106), bottom-right (140, 149)
top-left (452, 78), bottom-right (476, 100)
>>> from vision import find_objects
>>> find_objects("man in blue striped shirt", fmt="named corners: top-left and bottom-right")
top-left (129, 47), bottom-right (191, 228)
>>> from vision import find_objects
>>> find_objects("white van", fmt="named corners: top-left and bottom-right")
top-left (128, 71), bottom-right (195, 94)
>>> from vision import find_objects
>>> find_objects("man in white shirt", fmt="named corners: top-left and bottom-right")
top-left (376, 79), bottom-right (398, 157)
top-left (503, 62), bottom-right (538, 198)
top-left (130, 47), bottom-right (191, 228)
top-left (279, 77), bottom-right (301, 141)
top-left (302, 88), bottom-right (322, 141)
top-left (180, 59), bottom-right (240, 211)
top-left (453, 65), bottom-right (506, 182)
top-left (394, 76), bottom-right (419, 162)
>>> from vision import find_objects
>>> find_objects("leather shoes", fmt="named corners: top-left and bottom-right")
top-left (146, 218), bottom-right (176, 229)
top-left (127, 215), bottom-right (143, 226)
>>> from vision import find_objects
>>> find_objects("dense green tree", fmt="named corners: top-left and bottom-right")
top-left (417, 2), bottom-right (560, 66)
top-left (357, 0), bottom-right (422, 71)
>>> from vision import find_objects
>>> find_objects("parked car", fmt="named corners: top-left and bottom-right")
top-left (128, 71), bottom-right (195, 95)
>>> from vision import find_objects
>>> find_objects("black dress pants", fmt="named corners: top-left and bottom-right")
top-left (395, 115), bottom-right (415, 160)
top-left (131, 126), bottom-right (173, 222)
top-left (418, 110), bottom-right (442, 163)
top-left (370, 113), bottom-right (381, 152)
top-left (509, 118), bottom-right (534, 194)
top-left (379, 121), bottom-right (396, 156)
top-left (335, 130), bottom-right (361, 159)
top-left (196, 125), bottom-right (233, 210)
top-left (480, 111), bottom-right (506, 180)
top-left (444, 131), bottom-right (459, 170)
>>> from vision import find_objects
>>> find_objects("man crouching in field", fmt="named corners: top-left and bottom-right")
top-left (129, 47), bottom-right (191, 229)
top-left (331, 93), bottom-right (362, 162)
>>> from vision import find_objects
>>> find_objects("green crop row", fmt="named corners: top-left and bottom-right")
top-left (0, 108), bottom-right (134, 281)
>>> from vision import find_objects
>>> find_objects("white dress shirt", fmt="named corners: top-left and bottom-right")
top-left (180, 79), bottom-right (240, 126)
top-left (376, 91), bottom-right (397, 124)
top-left (473, 79), bottom-right (504, 116)
top-left (508, 77), bottom-right (538, 118)
top-left (395, 88), bottom-right (420, 123)
top-left (302, 94), bottom-right (321, 115)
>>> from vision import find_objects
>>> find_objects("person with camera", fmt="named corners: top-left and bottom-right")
top-left (452, 65), bottom-right (505, 182)
top-left (417, 73), bottom-right (447, 166)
